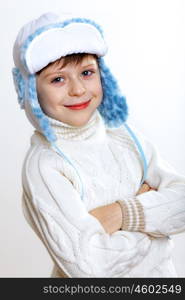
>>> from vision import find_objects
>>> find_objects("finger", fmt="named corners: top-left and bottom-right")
top-left (139, 183), bottom-right (150, 192)
top-left (136, 183), bottom-right (150, 195)
top-left (142, 183), bottom-right (150, 190)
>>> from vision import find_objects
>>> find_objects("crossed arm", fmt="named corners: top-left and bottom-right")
top-left (89, 183), bottom-right (155, 234)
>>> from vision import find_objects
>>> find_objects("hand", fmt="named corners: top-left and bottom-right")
top-left (89, 202), bottom-right (122, 234)
top-left (136, 182), bottom-right (156, 195)
top-left (89, 182), bottom-right (157, 235)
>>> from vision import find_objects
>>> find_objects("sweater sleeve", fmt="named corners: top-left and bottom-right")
top-left (22, 147), bottom-right (151, 278)
top-left (117, 129), bottom-right (185, 238)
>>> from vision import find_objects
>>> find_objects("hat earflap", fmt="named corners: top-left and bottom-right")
top-left (12, 68), bottom-right (26, 109)
top-left (98, 57), bottom-right (129, 128)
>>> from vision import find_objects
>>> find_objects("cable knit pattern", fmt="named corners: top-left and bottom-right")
top-left (22, 109), bottom-right (185, 277)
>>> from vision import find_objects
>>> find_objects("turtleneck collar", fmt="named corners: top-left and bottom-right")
top-left (47, 109), bottom-right (106, 142)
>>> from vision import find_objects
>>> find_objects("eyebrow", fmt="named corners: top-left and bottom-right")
top-left (43, 63), bottom-right (97, 78)
top-left (81, 63), bottom-right (97, 68)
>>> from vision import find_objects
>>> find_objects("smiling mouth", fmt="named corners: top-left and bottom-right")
top-left (63, 99), bottom-right (92, 110)
top-left (64, 99), bottom-right (91, 107)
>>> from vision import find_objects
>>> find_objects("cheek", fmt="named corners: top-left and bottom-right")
top-left (90, 78), bottom-right (103, 99)
top-left (95, 80), bottom-right (103, 100)
top-left (37, 88), bottom-right (51, 109)
top-left (38, 87), bottom-right (63, 109)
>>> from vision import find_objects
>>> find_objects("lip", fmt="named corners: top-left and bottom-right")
top-left (64, 99), bottom-right (91, 110)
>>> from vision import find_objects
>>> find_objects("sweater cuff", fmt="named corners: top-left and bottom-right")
top-left (116, 198), bottom-right (145, 232)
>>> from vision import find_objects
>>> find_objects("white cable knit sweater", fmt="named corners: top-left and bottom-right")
top-left (22, 109), bottom-right (185, 277)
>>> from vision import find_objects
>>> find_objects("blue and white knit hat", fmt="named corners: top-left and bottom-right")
top-left (12, 12), bottom-right (147, 200)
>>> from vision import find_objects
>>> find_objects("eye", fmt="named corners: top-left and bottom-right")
top-left (82, 70), bottom-right (94, 77)
top-left (52, 77), bottom-right (64, 83)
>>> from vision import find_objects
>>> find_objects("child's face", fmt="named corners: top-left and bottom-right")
top-left (36, 55), bottom-right (103, 127)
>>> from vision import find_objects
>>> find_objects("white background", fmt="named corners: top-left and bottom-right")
top-left (0, 0), bottom-right (185, 277)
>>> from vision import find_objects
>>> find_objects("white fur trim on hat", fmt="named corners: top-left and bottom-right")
top-left (13, 12), bottom-right (108, 75)
top-left (26, 23), bottom-right (107, 74)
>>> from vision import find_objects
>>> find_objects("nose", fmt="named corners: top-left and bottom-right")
top-left (68, 78), bottom-right (86, 97)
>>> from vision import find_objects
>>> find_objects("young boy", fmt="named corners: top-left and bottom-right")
top-left (12, 12), bottom-right (185, 277)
